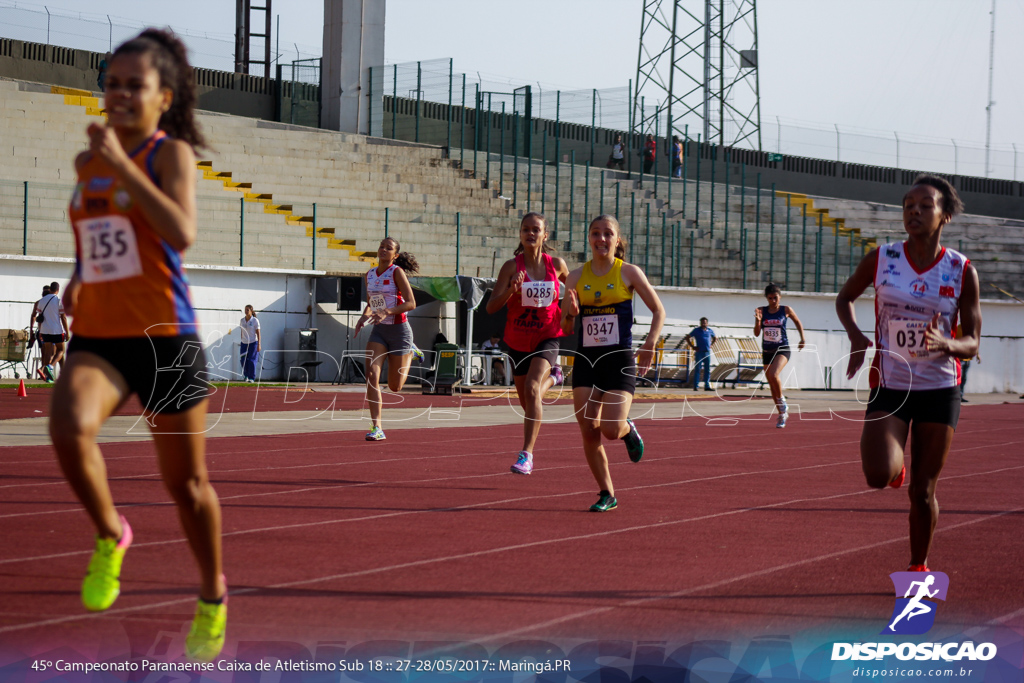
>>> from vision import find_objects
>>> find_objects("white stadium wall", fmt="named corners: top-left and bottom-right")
top-left (0, 255), bottom-right (455, 382)
top-left (1, 255), bottom-right (1020, 391)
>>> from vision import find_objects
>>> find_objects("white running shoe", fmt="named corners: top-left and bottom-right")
top-left (776, 412), bottom-right (787, 429)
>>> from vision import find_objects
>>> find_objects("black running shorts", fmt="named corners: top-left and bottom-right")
top-left (570, 347), bottom-right (637, 394)
top-left (866, 385), bottom-right (961, 430)
top-left (68, 334), bottom-right (211, 415)
top-left (505, 337), bottom-right (560, 377)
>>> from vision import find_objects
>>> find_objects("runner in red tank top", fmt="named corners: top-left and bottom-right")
top-left (485, 213), bottom-right (569, 475)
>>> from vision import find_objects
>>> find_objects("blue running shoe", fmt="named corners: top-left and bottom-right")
top-left (365, 426), bottom-right (386, 441)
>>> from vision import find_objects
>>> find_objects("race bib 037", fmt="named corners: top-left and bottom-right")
top-left (888, 319), bottom-right (936, 362)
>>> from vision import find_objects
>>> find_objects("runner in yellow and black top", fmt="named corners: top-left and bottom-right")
top-left (561, 215), bottom-right (665, 512)
top-left (49, 29), bottom-right (226, 662)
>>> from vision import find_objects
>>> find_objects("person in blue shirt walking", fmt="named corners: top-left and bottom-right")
top-left (684, 317), bottom-right (717, 390)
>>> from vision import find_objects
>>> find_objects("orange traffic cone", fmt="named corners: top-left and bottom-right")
top-left (17, 378), bottom-right (28, 397)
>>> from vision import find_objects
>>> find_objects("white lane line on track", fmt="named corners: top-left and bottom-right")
top-left (962, 607), bottom-right (1024, 638)
top-left (1, 482), bottom-right (1019, 636)
top-left (3, 418), bottom-right (1018, 492)
top-left (0, 456), bottom-right (867, 564)
top-left (0, 434), bottom-right (872, 522)
top-left (1, 431), bottom-right (1020, 531)
top-left (2, 459), bottom-right (1022, 569)
top-left (1, 418), bottom-right (1014, 468)
top-left (470, 505), bottom-right (1024, 646)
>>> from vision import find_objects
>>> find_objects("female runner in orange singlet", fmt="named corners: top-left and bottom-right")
top-left (50, 29), bottom-right (226, 661)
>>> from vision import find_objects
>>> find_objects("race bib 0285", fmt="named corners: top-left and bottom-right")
top-left (521, 280), bottom-right (556, 308)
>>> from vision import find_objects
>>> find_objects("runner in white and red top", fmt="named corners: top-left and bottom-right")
top-left (837, 174), bottom-right (981, 573)
top-left (354, 237), bottom-right (421, 441)
top-left (485, 212), bottom-right (569, 475)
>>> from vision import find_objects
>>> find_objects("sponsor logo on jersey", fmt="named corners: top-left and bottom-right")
top-left (886, 248), bottom-right (901, 258)
top-left (941, 273), bottom-right (951, 282)
top-left (904, 304), bottom-right (926, 314)
top-left (113, 188), bottom-right (132, 210)
top-left (939, 286), bottom-right (955, 298)
top-left (85, 198), bottom-right (109, 212)
top-left (87, 176), bottom-right (115, 191)
top-left (910, 279), bottom-right (928, 298)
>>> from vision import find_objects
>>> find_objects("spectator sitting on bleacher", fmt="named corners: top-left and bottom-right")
top-left (481, 333), bottom-right (506, 386)
top-left (684, 317), bottom-right (716, 391)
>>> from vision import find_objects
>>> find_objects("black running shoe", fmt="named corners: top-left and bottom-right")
top-left (622, 418), bottom-right (644, 463)
top-left (589, 491), bottom-right (618, 512)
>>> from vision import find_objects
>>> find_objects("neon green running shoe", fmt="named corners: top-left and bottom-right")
top-left (81, 515), bottom-right (132, 612)
top-left (185, 596), bottom-right (228, 662)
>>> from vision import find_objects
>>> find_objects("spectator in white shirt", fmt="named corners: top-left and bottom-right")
top-left (30, 281), bottom-right (69, 381)
top-left (239, 305), bottom-right (261, 383)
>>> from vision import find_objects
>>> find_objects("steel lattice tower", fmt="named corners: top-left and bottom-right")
top-left (633, 0), bottom-right (761, 149)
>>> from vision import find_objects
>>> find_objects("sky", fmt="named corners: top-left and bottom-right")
top-left (3, 0), bottom-right (1022, 162)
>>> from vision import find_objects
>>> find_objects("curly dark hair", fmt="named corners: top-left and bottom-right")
top-left (112, 29), bottom-right (206, 150)
top-left (905, 174), bottom-right (964, 220)
top-left (384, 237), bottom-right (419, 273)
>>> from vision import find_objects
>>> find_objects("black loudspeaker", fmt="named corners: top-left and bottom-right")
top-left (338, 276), bottom-right (363, 311)
top-left (314, 277), bottom-right (339, 304)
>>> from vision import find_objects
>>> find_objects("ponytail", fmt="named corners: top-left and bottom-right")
top-left (383, 237), bottom-right (419, 273)
top-left (112, 29), bottom-right (206, 150)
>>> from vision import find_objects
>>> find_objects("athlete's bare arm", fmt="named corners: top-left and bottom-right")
top-left (786, 306), bottom-right (807, 350)
top-left (88, 126), bottom-right (198, 252)
top-left (560, 268), bottom-right (583, 335)
top-left (925, 263), bottom-right (980, 360)
top-left (623, 263), bottom-right (665, 375)
top-left (836, 248), bottom-right (879, 379)
top-left (381, 266), bottom-right (417, 322)
top-left (485, 259), bottom-right (521, 314)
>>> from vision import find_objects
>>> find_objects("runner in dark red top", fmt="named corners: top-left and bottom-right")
top-left (486, 212), bottom-right (569, 475)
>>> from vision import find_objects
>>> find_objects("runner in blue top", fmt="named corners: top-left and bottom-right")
top-left (753, 283), bottom-right (806, 428)
top-left (683, 317), bottom-right (716, 390)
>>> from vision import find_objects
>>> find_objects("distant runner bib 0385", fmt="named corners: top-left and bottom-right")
top-left (872, 241), bottom-right (967, 390)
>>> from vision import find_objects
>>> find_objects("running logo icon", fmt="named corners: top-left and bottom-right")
top-left (883, 571), bottom-right (949, 635)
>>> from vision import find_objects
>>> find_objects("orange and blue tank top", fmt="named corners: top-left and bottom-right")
top-left (575, 258), bottom-right (633, 350)
top-left (68, 130), bottom-right (197, 338)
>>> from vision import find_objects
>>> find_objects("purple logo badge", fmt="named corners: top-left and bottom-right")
top-left (883, 571), bottom-right (949, 635)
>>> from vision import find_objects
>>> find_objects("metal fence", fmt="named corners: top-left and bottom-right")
top-left (0, 1), bottom-right (319, 76)
top-left (0, 174), bottom-right (872, 295)
top-left (370, 58), bottom-right (1024, 184)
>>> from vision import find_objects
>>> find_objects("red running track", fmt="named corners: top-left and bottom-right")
top-left (0, 403), bottom-right (1022, 663)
